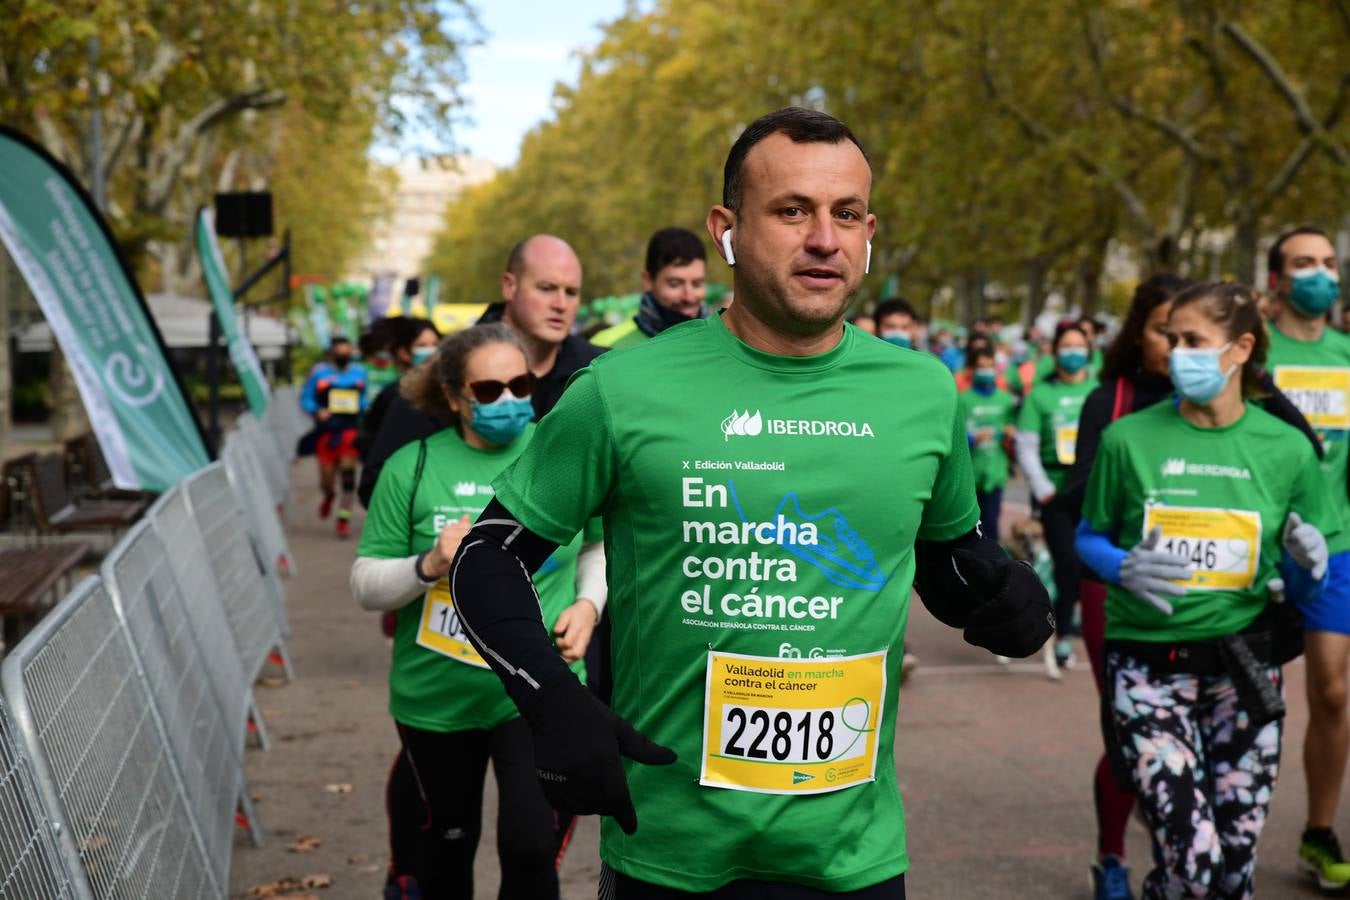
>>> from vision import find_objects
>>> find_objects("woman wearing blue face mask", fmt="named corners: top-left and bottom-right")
top-left (1077, 282), bottom-right (1336, 898)
top-left (1016, 322), bottom-right (1097, 666)
top-left (359, 317), bottom-right (442, 497)
top-left (351, 323), bottom-right (607, 899)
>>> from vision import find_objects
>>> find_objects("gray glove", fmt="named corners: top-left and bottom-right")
top-left (1119, 527), bottom-right (1190, 615)
top-left (1283, 512), bottom-right (1328, 580)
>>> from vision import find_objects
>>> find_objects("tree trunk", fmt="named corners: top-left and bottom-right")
top-left (48, 348), bottom-right (89, 442)
top-left (1076, 233), bottom-right (1111, 318)
top-left (1231, 215), bottom-right (1259, 286)
top-left (1022, 258), bottom-right (1048, 330)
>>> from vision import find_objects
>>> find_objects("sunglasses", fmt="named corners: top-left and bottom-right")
top-left (465, 372), bottom-right (537, 403)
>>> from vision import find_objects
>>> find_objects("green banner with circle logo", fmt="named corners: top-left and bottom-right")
top-left (0, 127), bottom-right (210, 490)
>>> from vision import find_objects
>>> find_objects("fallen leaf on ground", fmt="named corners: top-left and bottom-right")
top-left (287, 834), bottom-right (322, 853)
top-left (302, 873), bottom-right (333, 888)
top-left (258, 676), bottom-right (288, 688)
top-left (359, 863), bottom-right (381, 874)
top-left (347, 853), bottom-right (368, 864)
top-left (323, 783), bottom-right (352, 794)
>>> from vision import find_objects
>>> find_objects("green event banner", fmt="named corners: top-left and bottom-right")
top-left (0, 127), bottom-right (210, 490)
top-left (196, 208), bottom-right (270, 416)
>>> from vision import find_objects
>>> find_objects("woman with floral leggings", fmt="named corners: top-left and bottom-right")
top-left (1077, 282), bottom-right (1337, 899)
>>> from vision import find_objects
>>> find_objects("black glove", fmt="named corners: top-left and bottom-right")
top-left (952, 548), bottom-right (1055, 657)
top-left (520, 671), bottom-right (677, 834)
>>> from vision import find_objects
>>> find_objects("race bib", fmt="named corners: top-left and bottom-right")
top-left (700, 649), bottom-right (885, 796)
top-left (1273, 366), bottom-right (1350, 431)
top-left (1141, 504), bottom-right (1262, 591)
top-left (328, 388), bottom-right (360, 415)
top-left (1054, 424), bottom-right (1078, 465)
top-left (415, 581), bottom-right (489, 668)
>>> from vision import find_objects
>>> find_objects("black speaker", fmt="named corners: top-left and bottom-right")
top-left (405, 277), bottom-right (420, 297)
top-left (214, 192), bottom-right (274, 238)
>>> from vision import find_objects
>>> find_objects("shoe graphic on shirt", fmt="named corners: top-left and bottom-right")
top-left (772, 493), bottom-right (885, 592)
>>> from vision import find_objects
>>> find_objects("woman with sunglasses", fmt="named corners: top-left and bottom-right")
top-left (350, 323), bottom-right (606, 899)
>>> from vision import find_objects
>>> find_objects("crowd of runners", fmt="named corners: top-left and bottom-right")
top-left (288, 108), bottom-right (1348, 899)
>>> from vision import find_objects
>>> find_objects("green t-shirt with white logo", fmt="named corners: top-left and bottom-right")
top-left (1082, 402), bottom-right (1338, 642)
top-left (1015, 376), bottom-right (1094, 490)
top-left (1266, 324), bottom-right (1350, 555)
top-left (358, 424), bottom-right (586, 732)
top-left (958, 387), bottom-right (1016, 493)
top-left (492, 315), bottom-right (979, 892)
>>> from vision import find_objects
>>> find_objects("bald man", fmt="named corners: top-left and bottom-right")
top-left (496, 234), bottom-right (606, 419)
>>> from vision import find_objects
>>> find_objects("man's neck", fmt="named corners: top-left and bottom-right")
top-left (1274, 307), bottom-right (1325, 342)
top-left (504, 313), bottom-right (562, 376)
top-left (723, 299), bottom-right (844, 357)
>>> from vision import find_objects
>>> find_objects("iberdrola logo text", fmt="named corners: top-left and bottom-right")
top-left (721, 409), bottom-right (875, 441)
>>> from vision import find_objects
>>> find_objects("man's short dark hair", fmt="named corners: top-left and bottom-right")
top-left (1267, 226), bottom-right (1332, 277)
top-left (645, 227), bottom-right (706, 277)
top-left (505, 238), bottom-right (530, 277)
top-left (722, 107), bottom-right (870, 211)
top-left (329, 336), bottom-right (351, 351)
top-left (873, 297), bottom-right (916, 325)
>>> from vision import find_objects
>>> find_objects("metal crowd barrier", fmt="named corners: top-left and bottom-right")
top-left (1, 578), bottom-right (219, 899)
top-left (0, 692), bottom-right (75, 897)
top-left (0, 384), bottom-right (304, 897)
top-left (182, 464), bottom-right (293, 699)
top-left (102, 517), bottom-right (262, 883)
top-left (235, 414), bottom-right (290, 517)
top-left (223, 429), bottom-right (298, 584)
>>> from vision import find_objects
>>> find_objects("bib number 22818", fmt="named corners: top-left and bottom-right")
top-left (700, 649), bottom-right (885, 795)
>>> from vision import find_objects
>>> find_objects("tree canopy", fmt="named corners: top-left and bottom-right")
top-left (427, 0), bottom-right (1349, 321)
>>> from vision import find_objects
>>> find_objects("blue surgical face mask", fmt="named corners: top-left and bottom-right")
top-left (469, 393), bottom-right (534, 445)
top-left (1289, 267), bottom-right (1341, 317)
top-left (973, 368), bottom-right (997, 391)
top-left (1057, 347), bottom-right (1089, 374)
top-left (411, 346), bottom-right (436, 366)
top-left (1169, 342), bottom-right (1236, 405)
top-left (881, 331), bottom-right (912, 349)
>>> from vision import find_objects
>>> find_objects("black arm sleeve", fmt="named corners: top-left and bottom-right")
top-left (912, 524), bottom-right (1010, 628)
top-left (448, 497), bottom-right (573, 707)
top-left (1257, 372), bottom-right (1325, 460)
top-left (1063, 384), bottom-right (1113, 522)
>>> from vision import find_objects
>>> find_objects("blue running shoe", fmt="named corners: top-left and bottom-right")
top-left (1090, 856), bottom-right (1134, 900)
top-left (772, 493), bottom-right (886, 591)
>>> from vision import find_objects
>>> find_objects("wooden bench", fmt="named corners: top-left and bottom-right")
top-left (0, 541), bottom-right (91, 650)
top-left (22, 452), bottom-right (146, 535)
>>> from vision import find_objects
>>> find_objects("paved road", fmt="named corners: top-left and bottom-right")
top-left (229, 463), bottom-right (1343, 899)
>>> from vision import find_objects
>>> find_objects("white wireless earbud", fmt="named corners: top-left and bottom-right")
top-left (721, 230), bottom-right (735, 267)
top-left (865, 240), bottom-right (872, 275)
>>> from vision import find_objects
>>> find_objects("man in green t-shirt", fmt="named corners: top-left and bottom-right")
top-left (1264, 225), bottom-right (1350, 889)
top-left (594, 227), bottom-right (709, 350)
top-left (448, 107), bottom-right (1053, 897)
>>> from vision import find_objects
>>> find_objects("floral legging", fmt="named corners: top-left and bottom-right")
top-left (1107, 652), bottom-right (1283, 900)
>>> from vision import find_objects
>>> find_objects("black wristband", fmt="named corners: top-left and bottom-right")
top-left (414, 551), bottom-right (435, 584)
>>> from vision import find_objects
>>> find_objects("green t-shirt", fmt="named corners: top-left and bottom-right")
top-left (592, 319), bottom-right (649, 350)
top-left (492, 315), bottom-right (978, 892)
top-left (1266, 323), bottom-right (1350, 555)
top-left (958, 387), bottom-right (1016, 493)
top-left (365, 362), bottom-right (400, 399)
top-left (358, 424), bottom-right (587, 732)
top-left (1015, 376), bottom-right (1094, 490)
top-left (1082, 402), bottom-right (1338, 642)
